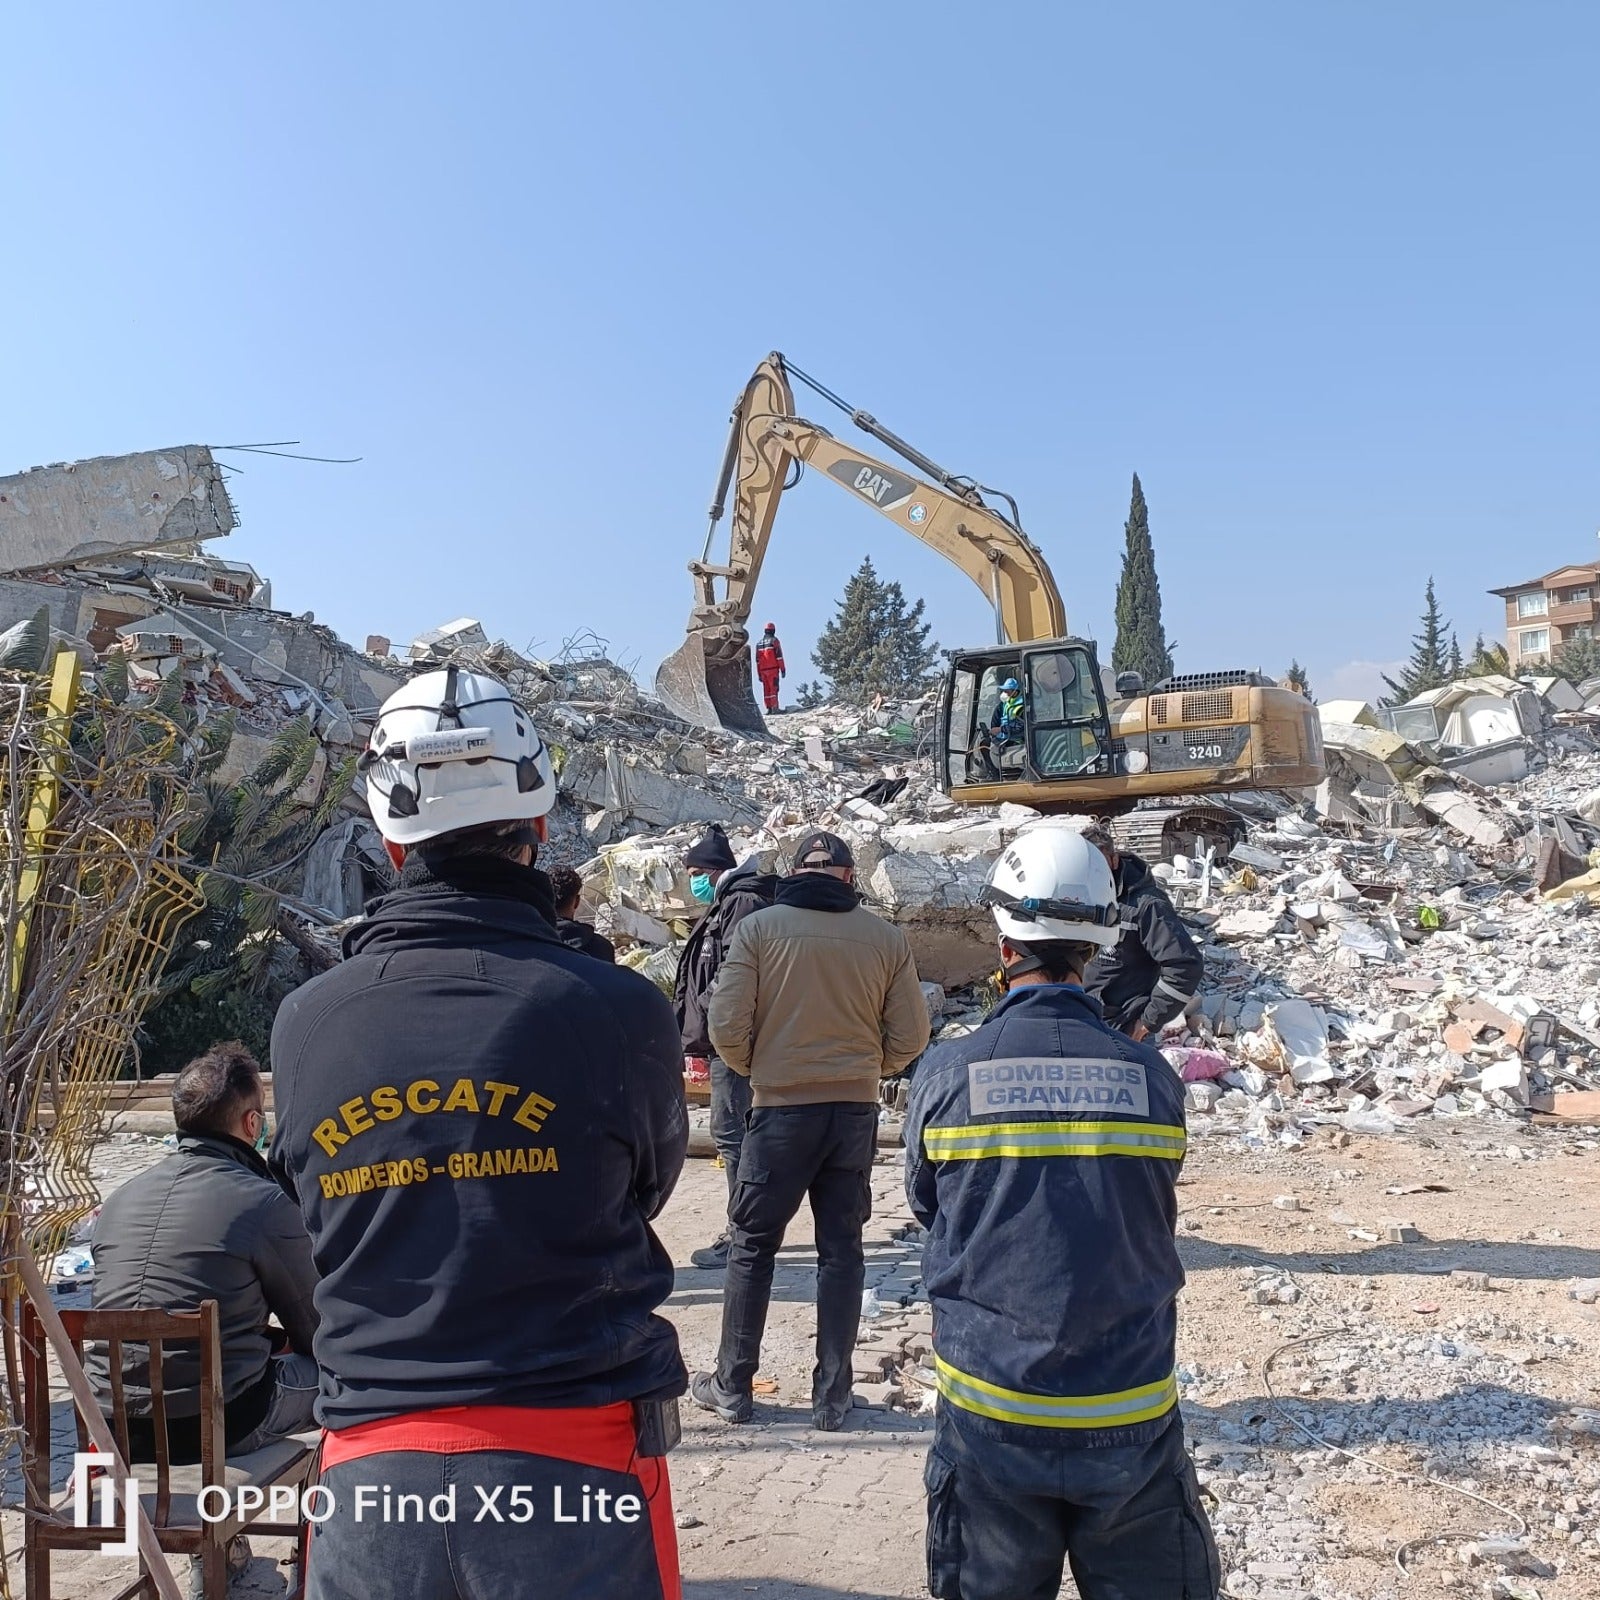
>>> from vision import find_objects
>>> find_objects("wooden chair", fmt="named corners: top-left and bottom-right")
top-left (21, 1297), bottom-right (316, 1599)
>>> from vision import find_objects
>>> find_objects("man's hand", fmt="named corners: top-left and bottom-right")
top-left (1126, 1020), bottom-right (1150, 1043)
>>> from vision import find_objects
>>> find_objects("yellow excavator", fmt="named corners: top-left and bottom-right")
top-left (657, 353), bottom-right (1323, 838)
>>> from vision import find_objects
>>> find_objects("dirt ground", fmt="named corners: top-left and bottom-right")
top-left (6, 1115), bottom-right (1598, 1599)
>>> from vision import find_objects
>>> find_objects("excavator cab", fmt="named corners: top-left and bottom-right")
top-left (942, 640), bottom-right (1117, 795)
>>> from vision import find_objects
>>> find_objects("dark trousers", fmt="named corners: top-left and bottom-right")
top-left (925, 1407), bottom-right (1221, 1600)
top-left (309, 1448), bottom-right (677, 1599)
top-left (714, 1103), bottom-right (876, 1414)
top-left (708, 1057), bottom-right (752, 1210)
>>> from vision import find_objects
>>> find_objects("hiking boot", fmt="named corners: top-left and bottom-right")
top-left (690, 1370), bottom-right (752, 1423)
top-left (690, 1232), bottom-right (732, 1270)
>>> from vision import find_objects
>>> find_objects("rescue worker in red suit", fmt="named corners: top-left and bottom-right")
top-left (755, 623), bottom-right (785, 713)
top-left (271, 666), bottom-right (688, 1600)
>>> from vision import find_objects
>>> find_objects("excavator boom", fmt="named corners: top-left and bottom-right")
top-left (655, 354), bottom-right (1064, 731)
top-left (655, 353), bottom-right (1324, 830)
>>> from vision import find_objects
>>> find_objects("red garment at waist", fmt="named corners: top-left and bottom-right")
top-left (320, 1402), bottom-right (637, 1475)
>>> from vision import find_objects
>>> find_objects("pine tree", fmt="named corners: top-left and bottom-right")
top-left (1381, 578), bottom-right (1452, 704)
top-left (1447, 633), bottom-right (1464, 680)
top-left (1284, 661), bottom-right (1314, 701)
top-left (1111, 474), bottom-right (1174, 687)
top-left (811, 557), bottom-right (940, 700)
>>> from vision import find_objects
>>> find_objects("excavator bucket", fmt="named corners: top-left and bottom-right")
top-left (654, 631), bottom-right (768, 735)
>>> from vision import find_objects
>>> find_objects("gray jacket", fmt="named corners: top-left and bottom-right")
top-left (89, 1133), bottom-right (319, 1419)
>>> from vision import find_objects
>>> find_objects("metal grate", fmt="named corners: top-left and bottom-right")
top-left (1150, 696), bottom-right (1169, 727)
top-left (1182, 691), bottom-right (1234, 724)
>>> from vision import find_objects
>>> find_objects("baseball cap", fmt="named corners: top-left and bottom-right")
top-left (792, 830), bottom-right (854, 870)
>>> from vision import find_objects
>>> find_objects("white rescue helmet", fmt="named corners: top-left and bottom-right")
top-left (981, 825), bottom-right (1121, 947)
top-left (360, 666), bottom-right (554, 848)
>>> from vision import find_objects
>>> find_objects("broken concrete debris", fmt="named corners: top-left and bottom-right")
top-left (0, 447), bottom-right (236, 573)
top-left (7, 447), bottom-right (1600, 1142)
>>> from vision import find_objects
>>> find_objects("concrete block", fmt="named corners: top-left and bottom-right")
top-left (0, 447), bottom-right (235, 574)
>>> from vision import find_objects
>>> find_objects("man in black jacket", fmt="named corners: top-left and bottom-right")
top-left (271, 667), bottom-right (689, 1600)
top-left (550, 864), bottom-right (616, 962)
top-left (1082, 825), bottom-right (1204, 1041)
top-left (91, 1043), bottom-right (319, 1461)
top-left (673, 823), bottom-right (777, 1269)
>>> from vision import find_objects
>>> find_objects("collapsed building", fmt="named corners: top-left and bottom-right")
top-left (5, 447), bottom-right (1600, 1143)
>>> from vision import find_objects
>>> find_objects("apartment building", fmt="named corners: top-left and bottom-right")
top-left (1489, 562), bottom-right (1599, 668)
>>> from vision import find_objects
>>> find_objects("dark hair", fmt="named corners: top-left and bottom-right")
top-left (172, 1042), bottom-right (263, 1138)
top-left (1008, 938), bottom-right (1102, 983)
top-left (415, 819), bottom-right (538, 868)
top-left (549, 866), bottom-right (583, 912)
top-left (1080, 824), bottom-right (1116, 855)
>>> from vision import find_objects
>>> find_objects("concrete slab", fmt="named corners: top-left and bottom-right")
top-left (0, 447), bottom-right (234, 573)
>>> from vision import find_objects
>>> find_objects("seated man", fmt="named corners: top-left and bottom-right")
top-left (976, 676), bottom-right (1026, 780)
top-left (90, 1042), bottom-right (320, 1462)
top-left (550, 864), bottom-right (616, 962)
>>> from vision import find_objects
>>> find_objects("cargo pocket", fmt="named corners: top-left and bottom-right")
top-left (1175, 1460), bottom-right (1223, 1599)
top-left (923, 1447), bottom-right (963, 1599)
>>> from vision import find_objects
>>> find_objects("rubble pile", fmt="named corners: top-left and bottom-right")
top-left (1161, 750), bottom-right (1600, 1139)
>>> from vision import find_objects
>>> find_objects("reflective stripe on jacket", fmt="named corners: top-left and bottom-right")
top-left (905, 983), bottom-right (1187, 1448)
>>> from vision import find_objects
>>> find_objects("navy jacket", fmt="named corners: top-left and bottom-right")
top-left (1085, 851), bottom-right (1204, 1034)
top-left (269, 857), bottom-right (688, 1429)
top-left (905, 983), bottom-right (1187, 1449)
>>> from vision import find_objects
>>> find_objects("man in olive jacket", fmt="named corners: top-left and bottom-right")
top-left (691, 830), bottom-right (929, 1430)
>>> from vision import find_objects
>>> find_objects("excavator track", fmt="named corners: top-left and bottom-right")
top-left (1108, 799), bottom-right (1248, 866)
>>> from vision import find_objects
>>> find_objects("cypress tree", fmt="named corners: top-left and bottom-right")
top-left (1111, 474), bottom-right (1174, 687)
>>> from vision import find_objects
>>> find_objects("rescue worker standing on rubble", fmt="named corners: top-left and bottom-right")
top-left (754, 622), bottom-right (785, 713)
top-left (905, 826), bottom-right (1220, 1600)
top-left (673, 822), bottom-right (778, 1269)
top-left (1082, 822), bottom-right (1204, 1042)
top-left (691, 830), bottom-right (930, 1430)
top-left (270, 666), bottom-right (689, 1600)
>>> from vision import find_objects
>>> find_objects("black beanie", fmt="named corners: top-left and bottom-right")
top-left (684, 823), bottom-right (737, 872)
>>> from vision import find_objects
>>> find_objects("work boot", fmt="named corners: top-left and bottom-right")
top-left (690, 1231), bottom-right (732, 1270)
top-left (690, 1370), bottom-right (752, 1424)
top-left (812, 1397), bottom-right (854, 1432)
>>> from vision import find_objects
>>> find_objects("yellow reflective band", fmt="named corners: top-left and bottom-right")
top-left (934, 1353), bottom-right (1179, 1430)
top-left (922, 1121), bottom-right (1187, 1162)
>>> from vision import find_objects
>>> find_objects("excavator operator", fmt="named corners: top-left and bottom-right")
top-left (755, 622), bottom-right (785, 713)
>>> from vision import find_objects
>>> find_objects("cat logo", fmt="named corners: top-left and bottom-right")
top-left (852, 466), bottom-right (894, 503)
top-left (826, 458), bottom-right (914, 512)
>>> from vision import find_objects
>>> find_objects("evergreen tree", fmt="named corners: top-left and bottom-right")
top-left (1283, 661), bottom-right (1314, 701)
top-left (811, 556), bottom-right (939, 700)
top-left (1447, 633), bottom-right (1464, 680)
top-left (1111, 474), bottom-right (1174, 687)
top-left (1466, 633), bottom-right (1510, 677)
top-left (1552, 635), bottom-right (1600, 684)
top-left (1381, 577), bottom-right (1452, 703)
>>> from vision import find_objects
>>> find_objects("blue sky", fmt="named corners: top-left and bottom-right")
top-left (4, 4), bottom-right (1596, 706)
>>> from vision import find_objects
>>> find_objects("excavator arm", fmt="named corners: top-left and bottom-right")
top-left (656, 353), bottom-right (1067, 732)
